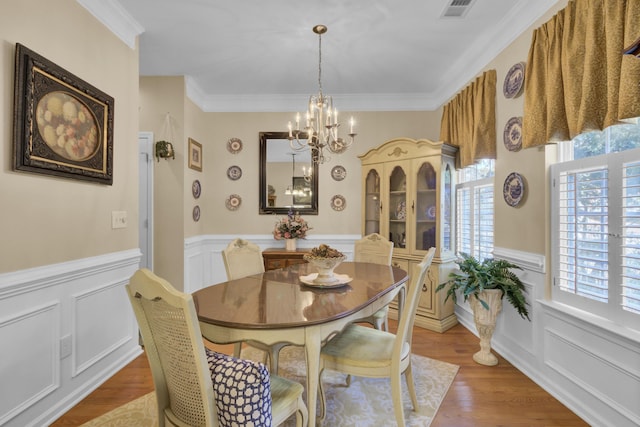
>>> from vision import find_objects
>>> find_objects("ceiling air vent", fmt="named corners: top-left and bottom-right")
top-left (441, 0), bottom-right (476, 18)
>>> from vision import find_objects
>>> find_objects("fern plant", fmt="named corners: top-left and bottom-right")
top-left (436, 253), bottom-right (530, 320)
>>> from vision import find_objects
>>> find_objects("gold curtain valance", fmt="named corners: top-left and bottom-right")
top-left (523, 0), bottom-right (640, 148)
top-left (440, 69), bottom-right (497, 168)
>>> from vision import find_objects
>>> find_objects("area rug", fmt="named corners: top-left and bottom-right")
top-left (81, 346), bottom-right (458, 426)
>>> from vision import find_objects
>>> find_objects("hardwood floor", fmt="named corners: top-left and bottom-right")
top-left (52, 321), bottom-right (588, 426)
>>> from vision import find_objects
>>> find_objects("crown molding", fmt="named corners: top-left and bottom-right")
top-left (186, 76), bottom-right (440, 112)
top-left (433, 0), bottom-right (558, 105)
top-left (76, 0), bottom-right (144, 49)
top-left (82, 0), bottom-right (557, 112)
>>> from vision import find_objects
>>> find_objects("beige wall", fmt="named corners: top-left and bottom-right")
top-left (138, 0), bottom-right (570, 283)
top-left (0, 0), bottom-right (568, 279)
top-left (137, 81), bottom-right (442, 282)
top-left (138, 76), bottom-right (185, 287)
top-left (138, 82), bottom-right (442, 283)
top-left (184, 97), bottom-right (210, 238)
top-left (195, 110), bottom-right (442, 237)
top-left (488, 0), bottom-right (567, 254)
top-left (0, 0), bottom-right (139, 273)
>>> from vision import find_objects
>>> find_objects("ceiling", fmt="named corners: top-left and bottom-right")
top-left (78, 0), bottom-right (556, 112)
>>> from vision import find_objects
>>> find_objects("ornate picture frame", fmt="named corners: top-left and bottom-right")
top-left (13, 43), bottom-right (114, 184)
top-left (188, 138), bottom-right (202, 171)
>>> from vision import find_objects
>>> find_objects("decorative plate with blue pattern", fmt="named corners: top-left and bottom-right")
top-left (503, 116), bottom-right (523, 151)
top-left (503, 172), bottom-right (525, 207)
top-left (503, 62), bottom-right (526, 98)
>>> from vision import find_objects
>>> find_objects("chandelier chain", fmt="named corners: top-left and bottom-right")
top-left (317, 32), bottom-right (322, 94)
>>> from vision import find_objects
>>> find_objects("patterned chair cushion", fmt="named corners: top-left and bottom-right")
top-left (205, 348), bottom-right (273, 426)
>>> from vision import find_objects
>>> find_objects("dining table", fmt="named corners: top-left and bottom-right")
top-left (193, 261), bottom-right (408, 426)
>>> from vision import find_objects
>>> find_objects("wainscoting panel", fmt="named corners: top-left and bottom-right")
top-left (542, 305), bottom-right (640, 427)
top-left (0, 249), bottom-right (142, 427)
top-left (184, 234), bottom-right (359, 293)
top-left (454, 247), bottom-right (640, 427)
top-left (73, 279), bottom-right (135, 377)
top-left (0, 302), bottom-right (60, 426)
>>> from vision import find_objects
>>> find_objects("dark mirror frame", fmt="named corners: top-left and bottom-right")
top-left (259, 131), bottom-right (319, 215)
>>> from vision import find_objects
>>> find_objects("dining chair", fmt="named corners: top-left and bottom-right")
top-left (222, 238), bottom-right (289, 374)
top-left (221, 238), bottom-right (265, 279)
top-left (353, 233), bottom-right (394, 331)
top-left (127, 268), bottom-right (308, 427)
top-left (318, 247), bottom-right (436, 427)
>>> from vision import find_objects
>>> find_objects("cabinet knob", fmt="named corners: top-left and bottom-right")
top-left (422, 283), bottom-right (428, 292)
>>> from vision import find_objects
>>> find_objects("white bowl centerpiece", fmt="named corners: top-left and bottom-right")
top-left (303, 244), bottom-right (347, 284)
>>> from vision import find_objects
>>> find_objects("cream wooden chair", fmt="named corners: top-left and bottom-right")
top-left (318, 248), bottom-right (436, 427)
top-left (221, 238), bottom-right (265, 279)
top-left (222, 238), bottom-right (289, 374)
top-left (353, 233), bottom-right (395, 331)
top-left (127, 268), bottom-right (307, 427)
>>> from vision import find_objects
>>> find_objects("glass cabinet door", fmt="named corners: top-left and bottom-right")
top-left (415, 161), bottom-right (437, 252)
top-left (388, 165), bottom-right (407, 249)
top-left (364, 169), bottom-right (381, 235)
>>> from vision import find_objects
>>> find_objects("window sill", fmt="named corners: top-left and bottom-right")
top-left (538, 299), bottom-right (640, 346)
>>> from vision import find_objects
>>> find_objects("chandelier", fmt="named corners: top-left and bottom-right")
top-left (288, 25), bottom-right (356, 165)
top-left (284, 153), bottom-right (312, 197)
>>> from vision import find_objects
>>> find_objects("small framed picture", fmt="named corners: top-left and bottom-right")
top-left (13, 43), bottom-right (114, 184)
top-left (188, 138), bottom-right (202, 171)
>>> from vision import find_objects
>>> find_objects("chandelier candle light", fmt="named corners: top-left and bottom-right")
top-left (288, 25), bottom-right (356, 165)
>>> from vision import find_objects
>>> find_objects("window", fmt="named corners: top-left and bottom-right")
top-left (551, 122), bottom-right (640, 328)
top-left (456, 159), bottom-right (494, 261)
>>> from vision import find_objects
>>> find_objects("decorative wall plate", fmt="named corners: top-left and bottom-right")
top-left (395, 200), bottom-right (407, 220)
top-left (192, 179), bottom-right (201, 199)
top-left (192, 205), bottom-right (200, 222)
top-left (503, 116), bottom-right (523, 151)
top-left (426, 205), bottom-right (436, 220)
top-left (227, 138), bottom-right (243, 154)
top-left (330, 195), bottom-right (346, 211)
top-left (227, 165), bottom-right (242, 180)
top-left (225, 194), bottom-right (242, 211)
top-left (503, 172), bottom-right (525, 207)
top-left (503, 62), bottom-right (526, 98)
top-left (331, 165), bottom-right (347, 181)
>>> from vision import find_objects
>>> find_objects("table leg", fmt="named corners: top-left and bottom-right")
top-left (304, 328), bottom-right (321, 427)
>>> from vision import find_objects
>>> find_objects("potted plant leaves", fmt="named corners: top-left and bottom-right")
top-left (436, 253), bottom-right (530, 365)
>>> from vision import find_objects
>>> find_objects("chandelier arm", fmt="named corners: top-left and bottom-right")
top-left (288, 135), bottom-right (309, 151)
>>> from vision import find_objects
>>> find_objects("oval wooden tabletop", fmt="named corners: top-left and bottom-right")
top-left (193, 262), bottom-right (408, 329)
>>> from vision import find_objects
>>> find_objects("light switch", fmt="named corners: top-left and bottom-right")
top-left (112, 211), bottom-right (128, 229)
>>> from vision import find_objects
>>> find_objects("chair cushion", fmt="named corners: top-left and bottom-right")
top-left (206, 348), bottom-right (273, 426)
top-left (321, 324), bottom-right (410, 368)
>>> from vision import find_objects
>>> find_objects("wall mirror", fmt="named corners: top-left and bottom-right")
top-left (259, 131), bottom-right (319, 215)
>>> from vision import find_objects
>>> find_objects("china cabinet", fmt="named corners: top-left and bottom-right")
top-left (359, 138), bottom-right (458, 332)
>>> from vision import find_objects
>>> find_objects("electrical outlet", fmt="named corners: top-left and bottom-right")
top-left (111, 211), bottom-right (128, 229)
top-left (60, 335), bottom-right (72, 359)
